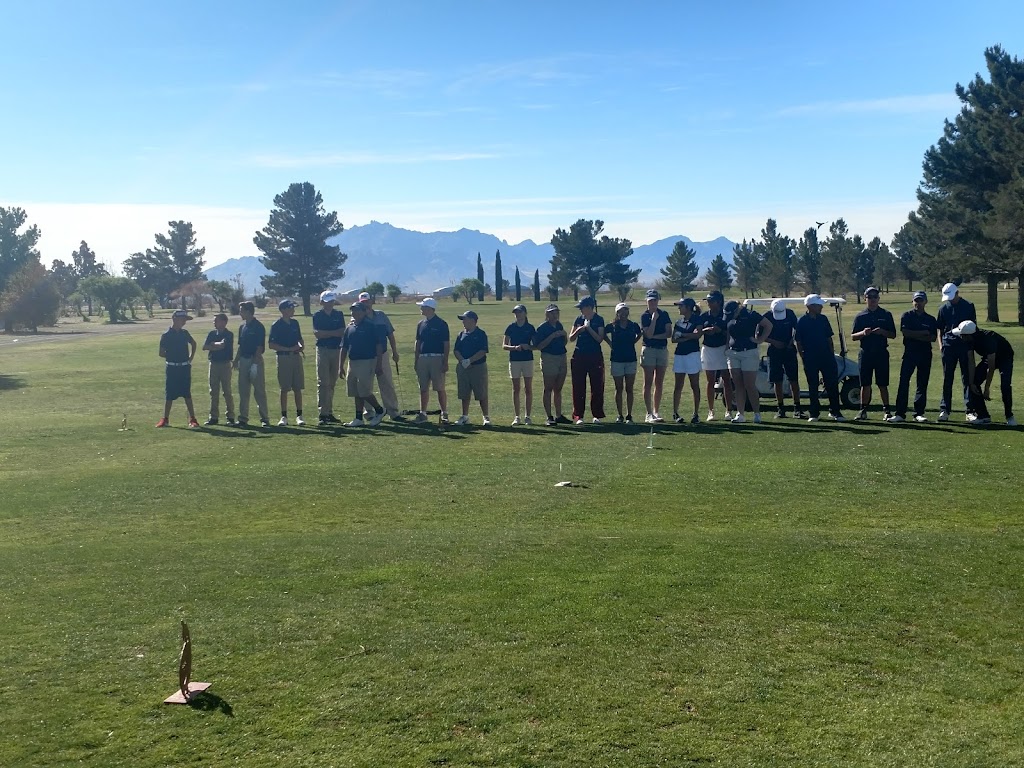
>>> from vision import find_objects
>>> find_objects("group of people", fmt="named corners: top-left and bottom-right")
top-left (156, 282), bottom-right (1016, 430)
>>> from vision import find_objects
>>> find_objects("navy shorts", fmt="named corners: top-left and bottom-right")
top-left (858, 349), bottom-right (889, 388)
top-left (767, 348), bottom-right (798, 384)
top-left (165, 366), bottom-right (192, 401)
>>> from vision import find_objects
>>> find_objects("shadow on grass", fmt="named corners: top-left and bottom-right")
top-left (0, 373), bottom-right (27, 391)
top-left (186, 691), bottom-right (233, 717)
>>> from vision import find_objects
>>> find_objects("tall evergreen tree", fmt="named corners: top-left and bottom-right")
top-left (703, 254), bottom-right (733, 291)
top-left (0, 206), bottom-right (41, 296)
top-left (254, 182), bottom-right (346, 315)
top-left (819, 219), bottom-right (857, 296)
top-left (753, 219), bottom-right (795, 297)
top-left (71, 240), bottom-right (108, 315)
top-left (731, 240), bottom-right (759, 298)
top-left (550, 219), bottom-right (636, 299)
top-left (852, 234), bottom-right (872, 302)
top-left (533, 269), bottom-right (541, 302)
top-left (660, 240), bottom-right (699, 297)
top-left (476, 252), bottom-right (485, 301)
top-left (125, 222), bottom-right (205, 309)
top-left (514, 266), bottom-right (522, 302)
top-left (890, 220), bottom-right (919, 291)
top-left (494, 250), bottom-right (503, 301)
top-left (796, 228), bottom-right (822, 293)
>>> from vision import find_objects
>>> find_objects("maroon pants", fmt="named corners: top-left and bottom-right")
top-left (571, 353), bottom-right (606, 419)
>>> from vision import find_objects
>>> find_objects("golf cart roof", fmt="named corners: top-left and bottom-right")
top-left (743, 296), bottom-right (847, 308)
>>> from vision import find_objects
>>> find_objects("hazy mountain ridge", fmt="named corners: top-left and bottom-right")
top-left (204, 222), bottom-right (736, 295)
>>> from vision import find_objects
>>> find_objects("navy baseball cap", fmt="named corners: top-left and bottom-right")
top-left (705, 290), bottom-right (724, 303)
top-left (349, 302), bottom-right (366, 312)
top-left (574, 296), bottom-right (596, 309)
top-left (673, 297), bottom-right (697, 308)
top-left (545, 303), bottom-right (560, 313)
top-left (278, 299), bottom-right (297, 310)
top-left (512, 304), bottom-right (527, 313)
top-left (865, 286), bottom-right (880, 296)
top-left (913, 291), bottom-right (927, 301)
top-left (723, 300), bottom-right (740, 315)
top-left (646, 289), bottom-right (660, 300)
top-left (457, 310), bottom-right (479, 320)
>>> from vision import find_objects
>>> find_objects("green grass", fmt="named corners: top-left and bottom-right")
top-left (2, 288), bottom-right (1023, 767)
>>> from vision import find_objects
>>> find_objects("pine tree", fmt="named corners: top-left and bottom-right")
top-left (660, 240), bottom-right (699, 297)
top-left (753, 219), bottom-right (795, 297)
top-left (476, 252), bottom-right (485, 301)
top-left (703, 254), bottom-right (733, 292)
top-left (796, 228), bottom-right (822, 293)
top-left (550, 219), bottom-right (636, 299)
top-left (731, 240), bottom-right (759, 298)
top-left (495, 250), bottom-right (503, 301)
top-left (533, 269), bottom-right (541, 302)
top-left (514, 266), bottom-right (522, 302)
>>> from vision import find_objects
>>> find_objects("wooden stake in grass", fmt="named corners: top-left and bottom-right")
top-left (163, 621), bottom-right (212, 704)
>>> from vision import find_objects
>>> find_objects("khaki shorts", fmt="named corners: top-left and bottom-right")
top-left (509, 359), bottom-right (535, 380)
top-left (727, 347), bottom-right (760, 373)
top-left (610, 360), bottom-right (638, 377)
top-left (540, 352), bottom-right (567, 378)
top-left (416, 356), bottom-right (446, 391)
top-left (457, 362), bottom-right (488, 400)
top-left (701, 344), bottom-right (728, 372)
top-left (276, 354), bottom-right (304, 391)
top-left (640, 345), bottom-right (669, 368)
top-left (346, 358), bottom-right (377, 397)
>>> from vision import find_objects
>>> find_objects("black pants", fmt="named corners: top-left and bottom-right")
top-left (803, 354), bottom-right (842, 417)
top-left (939, 343), bottom-right (971, 413)
top-left (894, 351), bottom-right (931, 417)
top-left (968, 355), bottom-right (1014, 420)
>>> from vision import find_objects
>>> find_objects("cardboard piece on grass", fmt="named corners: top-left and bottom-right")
top-left (164, 621), bottom-right (212, 704)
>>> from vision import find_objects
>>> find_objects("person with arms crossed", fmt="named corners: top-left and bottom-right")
top-left (338, 302), bottom-right (386, 427)
top-left (234, 300), bottom-right (270, 428)
top-left (764, 299), bottom-right (805, 419)
top-left (670, 297), bottom-right (703, 424)
top-left (888, 291), bottom-right (937, 423)
top-left (268, 299), bottom-right (305, 426)
top-left (568, 296), bottom-right (606, 425)
top-left (503, 304), bottom-right (536, 425)
top-left (202, 312), bottom-right (235, 426)
top-left (640, 289), bottom-right (672, 423)
top-left (534, 303), bottom-right (571, 426)
top-left (453, 310), bottom-right (491, 426)
top-left (700, 290), bottom-right (734, 421)
top-left (936, 282), bottom-right (977, 422)
top-left (312, 290), bottom-right (346, 426)
top-left (413, 297), bottom-right (450, 424)
top-left (604, 302), bottom-right (642, 423)
top-left (851, 286), bottom-right (897, 420)
top-left (724, 300), bottom-right (773, 424)
top-left (795, 294), bottom-right (845, 422)
top-left (156, 309), bottom-right (199, 428)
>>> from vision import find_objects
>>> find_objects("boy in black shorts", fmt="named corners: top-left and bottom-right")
top-left (157, 309), bottom-right (199, 428)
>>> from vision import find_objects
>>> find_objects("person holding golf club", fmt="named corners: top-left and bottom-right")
top-left (503, 304), bottom-right (536, 425)
top-left (640, 289), bottom-right (672, 423)
top-left (851, 286), bottom-right (896, 421)
top-left (338, 302), bottom-right (386, 427)
top-left (568, 296), bottom-right (606, 425)
top-left (889, 291), bottom-right (937, 423)
top-left (413, 297), bottom-right (450, 424)
top-left (795, 294), bottom-right (845, 422)
top-left (700, 290), bottom-right (734, 421)
top-left (453, 309), bottom-right (491, 426)
top-left (358, 291), bottom-right (401, 420)
top-left (534, 303), bottom-right (570, 426)
top-left (952, 320), bottom-right (1016, 426)
top-left (724, 300), bottom-right (772, 424)
top-left (765, 298), bottom-right (805, 419)
top-left (268, 299), bottom-right (305, 426)
top-left (936, 282), bottom-right (977, 422)
top-left (156, 309), bottom-right (199, 428)
top-left (604, 302), bottom-right (642, 423)
top-left (234, 300), bottom-right (270, 428)
top-left (670, 297), bottom-right (703, 424)
top-left (312, 290), bottom-right (346, 426)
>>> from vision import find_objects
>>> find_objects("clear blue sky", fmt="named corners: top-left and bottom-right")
top-left (2, 0), bottom-right (1022, 270)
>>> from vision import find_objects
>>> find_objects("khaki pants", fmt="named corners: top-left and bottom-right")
top-left (208, 361), bottom-right (235, 421)
top-left (316, 347), bottom-right (341, 416)
top-left (376, 357), bottom-right (399, 413)
top-left (238, 357), bottom-right (269, 422)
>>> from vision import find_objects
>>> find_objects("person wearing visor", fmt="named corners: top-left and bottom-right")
top-left (568, 296), bottom-right (606, 424)
top-left (699, 290), bottom-right (734, 421)
top-left (724, 299), bottom-right (772, 423)
top-left (670, 297), bottom-right (703, 424)
top-left (605, 302), bottom-right (642, 423)
top-left (888, 291), bottom-right (937, 423)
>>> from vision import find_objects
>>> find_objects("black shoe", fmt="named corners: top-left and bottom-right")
top-left (318, 417), bottom-right (329, 427)
top-left (793, 410), bottom-right (807, 420)
top-left (327, 414), bottom-right (341, 423)
top-left (855, 408), bottom-right (868, 421)
top-left (556, 415), bottom-right (572, 424)
top-left (614, 415), bottom-right (624, 423)
top-left (674, 413), bottom-right (684, 424)
top-left (260, 419), bottom-right (270, 428)
top-left (775, 409), bottom-right (786, 419)
top-left (237, 419), bottom-right (249, 427)
top-left (204, 418), bottom-right (218, 426)
top-left (625, 414), bottom-right (634, 424)
top-left (690, 412), bottom-right (700, 424)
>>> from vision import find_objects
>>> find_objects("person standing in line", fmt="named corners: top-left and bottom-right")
top-left (503, 304), bottom-right (535, 425)
top-left (358, 291), bottom-right (401, 420)
top-left (568, 296), bottom-right (606, 425)
top-left (888, 291), bottom-right (937, 423)
top-left (936, 282), bottom-right (977, 422)
top-left (851, 286), bottom-right (897, 420)
top-left (202, 312), bottom-right (235, 426)
top-left (338, 302), bottom-right (386, 427)
top-left (268, 299), bottom-right (305, 426)
top-left (953, 320), bottom-right (1017, 427)
top-left (795, 294), bottom-right (845, 422)
top-left (156, 309), bottom-right (199, 428)
top-left (413, 297), bottom-right (450, 424)
top-left (724, 300), bottom-right (773, 424)
top-left (670, 297), bottom-right (703, 424)
top-left (234, 300), bottom-right (270, 427)
top-left (453, 309), bottom-right (491, 426)
top-left (764, 299), bottom-right (805, 419)
top-left (604, 302), bottom-right (642, 423)
top-left (700, 290), bottom-right (734, 421)
top-left (312, 290), bottom-right (346, 426)
top-left (534, 303), bottom-right (571, 426)
top-left (640, 289), bottom-right (672, 422)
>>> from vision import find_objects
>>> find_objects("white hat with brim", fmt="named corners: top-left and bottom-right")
top-left (803, 294), bottom-right (825, 307)
top-left (952, 320), bottom-right (977, 336)
top-left (415, 297), bottom-right (437, 309)
top-left (941, 282), bottom-right (958, 301)
top-left (770, 299), bottom-right (786, 318)
top-left (319, 290), bottom-right (338, 303)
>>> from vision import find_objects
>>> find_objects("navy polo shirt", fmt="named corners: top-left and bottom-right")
top-left (312, 309), bottom-right (345, 349)
top-left (237, 319), bottom-right (265, 358)
top-left (795, 312), bottom-right (834, 359)
top-left (455, 327), bottom-right (489, 365)
top-left (852, 306), bottom-right (896, 354)
top-left (534, 321), bottom-right (567, 356)
top-left (572, 313), bottom-right (605, 356)
top-left (640, 309), bottom-right (671, 348)
top-left (672, 315), bottom-right (701, 356)
top-left (971, 328), bottom-right (1014, 365)
top-left (936, 298), bottom-right (976, 348)
top-left (606, 320), bottom-right (641, 363)
top-left (700, 310), bottom-right (728, 348)
top-left (416, 314), bottom-right (450, 354)
top-left (766, 309), bottom-right (798, 353)
top-left (204, 329), bottom-right (233, 363)
top-left (726, 308), bottom-right (764, 351)
top-left (342, 320), bottom-right (385, 360)
top-left (160, 328), bottom-right (193, 363)
top-left (504, 321), bottom-right (535, 361)
top-left (269, 317), bottom-right (303, 353)
top-left (900, 310), bottom-right (937, 355)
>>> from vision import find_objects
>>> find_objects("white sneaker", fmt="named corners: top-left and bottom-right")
top-left (730, 413), bottom-right (746, 423)
top-left (965, 412), bottom-right (978, 423)
top-left (574, 417), bottom-right (584, 425)
top-left (1007, 417), bottom-right (1018, 426)
top-left (413, 411), bottom-right (428, 424)
top-left (886, 414), bottom-right (905, 423)
top-left (454, 415), bottom-right (470, 425)
top-left (752, 413), bottom-right (761, 424)
top-left (938, 410), bottom-right (950, 422)
top-left (592, 417), bottom-right (601, 424)
top-left (345, 418), bottom-right (365, 427)
top-left (706, 411), bottom-right (715, 422)
top-left (653, 413), bottom-right (665, 422)
top-left (511, 416), bottom-right (522, 426)
top-left (969, 416), bottom-right (991, 426)
top-left (295, 415), bottom-right (305, 426)
top-left (277, 416), bottom-right (288, 426)
top-left (914, 415), bottom-right (928, 423)
top-left (830, 413), bottom-right (847, 422)
top-left (367, 411), bottom-right (384, 427)
top-left (482, 416), bottom-right (492, 426)
top-left (524, 416), bottom-right (533, 425)
top-left (645, 413), bottom-right (656, 424)
top-left (807, 415), bottom-right (819, 422)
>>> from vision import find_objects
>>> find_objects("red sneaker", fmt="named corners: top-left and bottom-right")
top-left (187, 418), bottom-right (200, 429)
top-left (155, 418), bottom-right (169, 428)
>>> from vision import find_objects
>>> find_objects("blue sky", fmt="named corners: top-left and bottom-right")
top-left (2, 0), bottom-right (1022, 270)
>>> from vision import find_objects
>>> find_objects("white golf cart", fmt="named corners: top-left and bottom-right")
top-left (740, 296), bottom-right (861, 408)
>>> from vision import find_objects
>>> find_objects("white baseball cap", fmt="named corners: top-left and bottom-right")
top-left (770, 299), bottom-right (787, 319)
top-left (952, 320), bottom-right (977, 336)
top-left (941, 282), bottom-right (959, 301)
top-left (415, 297), bottom-right (437, 309)
top-left (614, 302), bottom-right (629, 313)
top-left (358, 291), bottom-right (371, 302)
top-left (803, 294), bottom-right (825, 307)
top-left (319, 290), bottom-right (338, 303)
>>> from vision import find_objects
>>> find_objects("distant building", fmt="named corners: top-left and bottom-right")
top-left (431, 286), bottom-right (457, 298)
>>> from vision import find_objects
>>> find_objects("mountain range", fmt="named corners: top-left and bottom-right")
top-left (204, 222), bottom-right (736, 296)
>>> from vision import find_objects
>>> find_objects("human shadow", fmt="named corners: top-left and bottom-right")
top-left (186, 691), bottom-right (233, 716)
top-left (0, 374), bottom-right (27, 391)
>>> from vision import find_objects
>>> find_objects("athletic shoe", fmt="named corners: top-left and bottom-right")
top-left (524, 416), bottom-right (533, 426)
top-left (188, 418), bottom-right (200, 429)
top-left (752, 413), bottom-right (762, 424)
top-left (855, 409), bottom-right (868, 421)
top-left (886, 414), bottom-right (905, 423)
top-left (938, 410), bottom-right (950, 422)
top-left (367, 411), bottom-right (384, 427)
top-left (690, 413), bottom-right (699, 424)
top-left (236, 419), bottom-right (249, 427)
top-left (645, 413), bottom-right (656, 424)
top-left (346, 418), bottom-right (365, 427)
top-left (592, 417), bottom-right (601, 424)
top-left (225, 418), bottom-right (237, 426)
top-left (794, 410), bottom-right (808, 420)
top-left (774, 410), bottom-right (786, 419)
top-left (454, 415), bottom-right (470, 425)
top-left (318, 417), bottom-right (329, 427)
top-left (483, 416), bottom-right (492, 426)
top-left (413, 411), bottom-right (428, 424)
top-left (545, 417), bottom-right (557, 426)
top-left (574, 418), bottom-right (584, 425)
top-left (674, 413), bottom-right (684, 424)
top-left (614, 415), bottom-right (624, 424)
top-left (830, 413), bottom-right (847, 422)
top-left (883, 411), bottom-right (893, 421)
top-left (386, 409), bottom-right (402, 419)
top-left (155, 418), bottom-right (169, 428)
top-left (277, 416), bottom-right (288, 426)
top-left (511, 416), bottom-right (523, 426)
top-left (706, 411), bottom-right (715, 422)
top-left (807, 415), bottom-right (819, 422)
top-left (556, 415), bottom-right (572, 424)
top-left (968, 416), bottom-right (991, 426)
top-left (624, 415), bottom-right (634, 424)
top-left (730, 413), bottom-right (746, 424)
top-left (914, 415), bottom-right (928, 423)
top-left (260, 419), bottom-right (270, 428)
top-left (203, 418), bottom-right (218, 426)
top-left (965, 412), bottom-right (978, 423)
top-left (440, 412), bottom-right (450, 424)
top-left (653, 413), bottom-right (665, 422)
top-left (1007, 417), bottom-right (1018, 426)
top-left (295, 415), bottom-right (305, 426)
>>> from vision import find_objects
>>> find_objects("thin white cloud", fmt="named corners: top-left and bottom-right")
top-left (777, 93), bottom-right (960, 117)
top-left (246, 150), bottom-right (500, 169)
